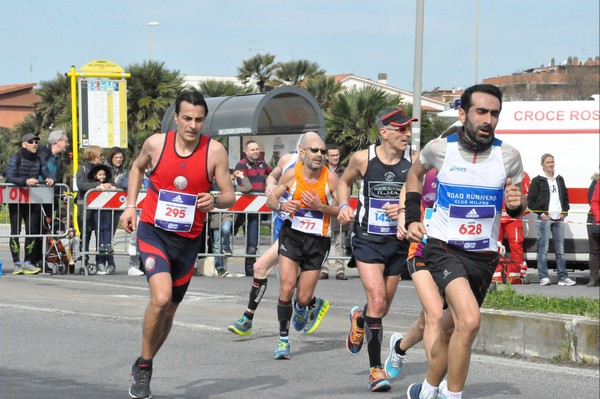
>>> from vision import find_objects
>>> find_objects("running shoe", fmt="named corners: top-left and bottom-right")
top-left (13, 261), bottom-right (24, 275)
top-left (129, 359), bottom-right (152, 399)
top-left (22, 261), bottom-right (41, 275)
top-left (222, 247), bottom-right (232, 256)
top-left (107, 265), bottom-right (116, 275)
top-left (216, 269), bottom-right (230, 277)
top-left (228, 316), bottom-right (253, 336)
top-left (368, 367), bottom-right (391, 392)
top-left (97, 263), bottom-right (108, 275)
top-left (384, 332), bottom-right (406, 379)
top-left (273, 338), bottom-right (291, 360)
top-left (558, 277), bottom-right (576, 286)
top-left (539, 277), bottom-right (551, 286)
top-left (346, 305), bottom-right (364, 354)
top-left (407, 383), bottom-right (422, 399)
top-left (304, 297), bottom-right (330, 334)
top-left (292, 304), bottom-right (308, 331)
top-left (128, 266), bottom-right (144, 276)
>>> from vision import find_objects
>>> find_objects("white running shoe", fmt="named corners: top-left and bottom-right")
top-left (128, 266), bottom-right (144, 276)
top-left (539, 277), bottom-right (551, 286)
top-left (558, 277), bottom-right (576, 286)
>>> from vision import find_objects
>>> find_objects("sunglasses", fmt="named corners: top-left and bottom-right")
top-left (386, 125), bottom-right (410, 133)
top-left (27, 140), bottom-right (40, 144)
top-left (305, 147), bottom-right (327, 155)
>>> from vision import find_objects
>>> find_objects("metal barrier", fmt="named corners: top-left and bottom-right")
top-left (80, 189), bottom-right (146, 275)
top-left (0, 183), bottom-right (74, 274)
top-left (76, 190), bottom-right (357, 276)
top-left (202, 193), bottom-right (356, 274)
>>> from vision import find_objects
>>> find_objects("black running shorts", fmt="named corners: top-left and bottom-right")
top-left (278, 221), bottom-right (331, 270)
top-left (423, 238), bottom-right (499, 306)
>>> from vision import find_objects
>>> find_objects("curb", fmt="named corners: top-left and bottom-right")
top-left (476, 309), bottom-right (600, 364)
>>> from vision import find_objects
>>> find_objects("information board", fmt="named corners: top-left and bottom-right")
top-left (78, 78), bottom-right (128, 148)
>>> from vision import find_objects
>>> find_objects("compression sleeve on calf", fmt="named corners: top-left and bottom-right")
top-left (405, 192), bottom-right (423, 229)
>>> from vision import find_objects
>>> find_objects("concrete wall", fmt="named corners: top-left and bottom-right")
top-left (476, 309), bottom-right (599, 364)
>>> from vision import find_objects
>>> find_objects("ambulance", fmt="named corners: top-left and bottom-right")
top-left (494, 99), bottom-right (600, 266)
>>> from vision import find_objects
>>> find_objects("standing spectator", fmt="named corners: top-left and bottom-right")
top-left (75, 145), bottom-right (110, 269)
top-left (320, 144), bottom-right (349, 280)
top-left (235, 140), bottom-right (272, 276)
top-left (107, 147), bottom-right (129, 272)
top-left (404, 84), bottom-right (526, 399)
top-left (6, 133), bottom-right (55, 274)
top-left (120, 90), bottom-right (234, 399)
top-left (498, 172), bottom-right (531, 278)
top-left (87, 163), bottom-right (117, 274)
top-left (338, 107), bottom-right (416, 392)
top-left (587, 173), bottom-right (600, 287)
top-left (38, 129), bottom-right (69, 220)
top-left (126, 167), bottom-right (150, 277)
top-left (528, 153), bottom-right (575, 286)
top-left (266, 133), bottom-right (338, 359)
top-left (210, 169), bottom-right (252, 276)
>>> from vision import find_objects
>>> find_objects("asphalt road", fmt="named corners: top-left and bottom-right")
top-left (0, 253), bottom-right (598, 399)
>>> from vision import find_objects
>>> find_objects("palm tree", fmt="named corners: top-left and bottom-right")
top-left (126, 60), bottom-right (184, 157)
top-left (236, 53), bottom-right (279, 92)
top-left (324, 86), bottom-right (401, 162)
top-left (198, 80), bottom-right (255, 97)
top-left (304, 76), bottom-right (343, 112)
top-left (274, 59), bottom-right (325, 87)
top-left (35, 73), bottom-right (72, 133)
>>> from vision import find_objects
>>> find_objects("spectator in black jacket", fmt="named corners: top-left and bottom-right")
top-left (38, 129), bottom-right (70, 221)
top-left (527, 153), bottom-right (574, 286)
top-left (5, 133), bottom-right (55, 274)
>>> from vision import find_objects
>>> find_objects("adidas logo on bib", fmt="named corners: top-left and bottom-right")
top-left (172, 195), bottom-right (184, 204)
top-left (466, 208), bottom-right (479, 218)
top-left (304, 211), bottom-right (313, 217)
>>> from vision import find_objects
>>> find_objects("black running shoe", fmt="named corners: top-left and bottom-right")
top-left (129, 359), bottom-right (152, 399)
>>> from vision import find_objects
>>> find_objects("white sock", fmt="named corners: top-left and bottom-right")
top-left (447, 389), bottom-right (462, 398)
top-left (419, 378), bottom-right (439, 399)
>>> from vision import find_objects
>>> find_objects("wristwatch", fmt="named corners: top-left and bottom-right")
top-left (211, 192), bottom-right (219, 206)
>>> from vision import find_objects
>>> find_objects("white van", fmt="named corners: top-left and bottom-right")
top-left (495, 99), bottom-right (600, 266)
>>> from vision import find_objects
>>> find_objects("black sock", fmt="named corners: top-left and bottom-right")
top-left (137, 357), bottom-right (153, 370)
top-left (308, 297), bottom-right (317, 309)
top-left (243, 311), bottom-right (254, 321)
top-left (395, 338), bottom-right (407, 356)
top-left (356, 304), bottom-right (367, 329)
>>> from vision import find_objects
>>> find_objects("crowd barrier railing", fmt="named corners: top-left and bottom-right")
top-left (1, 183), bottom-right (74, 274)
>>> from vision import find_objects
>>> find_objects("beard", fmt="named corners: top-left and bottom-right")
top-left (458, 119), bottom-right (495, 152)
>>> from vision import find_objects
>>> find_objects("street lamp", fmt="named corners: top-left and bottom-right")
top-left (147, 21), bottom-right (160, 61)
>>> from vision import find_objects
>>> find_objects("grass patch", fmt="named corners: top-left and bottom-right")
top-left (483, 285), bottom-right (600, 319)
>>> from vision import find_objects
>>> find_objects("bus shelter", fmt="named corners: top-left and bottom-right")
top-left (161, 86), bottom-right (325, 167)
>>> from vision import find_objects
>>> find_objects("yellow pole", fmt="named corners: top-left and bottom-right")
top-left (66, 66), bottom-right (80, 233)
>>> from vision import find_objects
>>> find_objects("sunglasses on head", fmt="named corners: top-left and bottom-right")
top-left (305, 147), bottom-right (327, 155)
top-left (27, 140), bottom-right (39, 144)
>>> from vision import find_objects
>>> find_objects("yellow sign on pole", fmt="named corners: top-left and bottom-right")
top-left (66, 60), bottom-right (131, 233)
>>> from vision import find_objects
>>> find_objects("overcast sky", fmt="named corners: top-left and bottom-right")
top-left (1, 0), bottom-right (598, 92)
